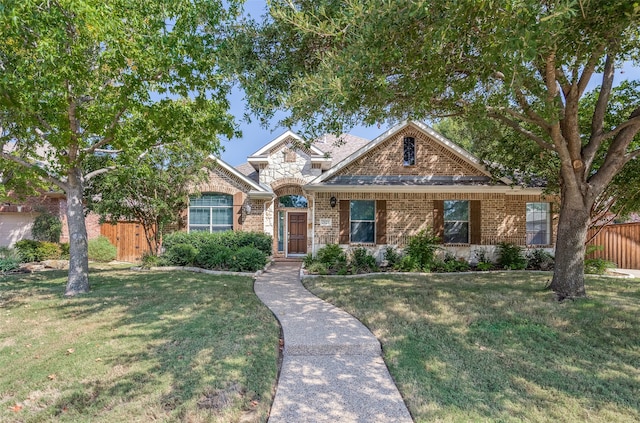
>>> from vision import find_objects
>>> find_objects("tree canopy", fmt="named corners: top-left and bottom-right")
top-left (231, 0), bottom-right (640, 299)
top-left (0, 0), bottom-right (239, 295)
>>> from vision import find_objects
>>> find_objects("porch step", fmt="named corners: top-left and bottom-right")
top-left (274, 257), bottom-right (304, 263)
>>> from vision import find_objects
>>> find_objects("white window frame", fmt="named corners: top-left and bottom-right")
top-left (188, 193), bottom-right (233, 233)
top-left (443, 200), bottom-right (469, 244)
top-left (526, 202), bottom-right (551, 245)
top-left (350, 200), bottom-right (375, 244)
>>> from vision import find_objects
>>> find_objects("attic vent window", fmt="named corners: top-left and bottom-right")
top-left (403, 137), bottom-right (415, 166)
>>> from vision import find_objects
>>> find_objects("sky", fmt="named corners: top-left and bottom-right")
top-left (219, 0), bottom-right (640, 167)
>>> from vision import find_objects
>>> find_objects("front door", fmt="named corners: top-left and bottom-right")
top-left (288, 212), bottom-right (307, 255)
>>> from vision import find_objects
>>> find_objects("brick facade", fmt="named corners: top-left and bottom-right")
top-left (335, 127), bottom-right (486, 177)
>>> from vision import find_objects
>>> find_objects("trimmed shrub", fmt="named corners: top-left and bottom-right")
top-left (316, 244), bottom-right (347, 271)
top-left (434, 253), bottom-right (470, 272)
top-left (306, 261), bottom-right (328, 275)
top-left (141, 253), bottom-right (160, 269)
top-left (497, 242), bottom-right (526, 270)
top-left (31, 209), bottom-right (62, 243)
top-left (60, 243), bottom-right (70, 259)
top-left (396, 255), bottom-right (421, 272)
top-left (163, 231), bottom-right (272, 256)
top-left (229, 246), bottom-right (267, 272)
top-left (405, 229), bottom-right (440, 271)
top-left (302, 253), bottom-right (315, 268)
top-left (37, 242), bottom-right (62, 260)
top-left (195, 243), bottom-right (232, 270)
top-left (165, 243), bottom-right (199, 266)
top-left (585, 258), bottom-right (616, 274)
top-left (383, 246), bottom-right (401, 268)
top-left (526, 249), bottom-right (554, 270)
top-left (349, 247), bottom-right (378, 274)
top-left (88, 236), bottom-right (117, 262)
top-left (15, 240), bottom-right (41, 262)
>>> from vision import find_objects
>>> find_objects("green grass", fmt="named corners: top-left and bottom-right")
top-left (0, 265), bottom-right (279, 422)
top-left (303, 272), bottom-right (640, 422)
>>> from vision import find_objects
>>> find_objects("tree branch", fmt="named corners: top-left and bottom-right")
top-left (82, 107), bottom-right (127, 154)
top-left (0, 150), bottom-right (68, 191)
top-left (583, 54), bottom-right (615, 169)
top-left (576, 43), bottom-right (607, 98)
top-left (513, 87), bottom-right (553, 131)
top-left (488, 111), bottom-right (557, 151)
top-left (84, 166), bottom-right (116, 181)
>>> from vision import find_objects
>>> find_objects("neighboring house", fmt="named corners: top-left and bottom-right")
top-left (188, 121), bottom-right (556, 260)
top-left (0, 193), bottom-right (101, 247)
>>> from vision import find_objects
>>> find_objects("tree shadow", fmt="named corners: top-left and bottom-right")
top-left (2, 267), bottom-right (279, 421)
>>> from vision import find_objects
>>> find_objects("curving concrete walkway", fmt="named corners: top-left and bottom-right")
top-left (254, 262), bottom-right (413, 423)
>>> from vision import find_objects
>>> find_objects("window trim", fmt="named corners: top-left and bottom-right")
top-left (188, 193), bottom-right (233, 233)
top-left (403, 137), bottom-right (416, 166)
top-left (443, 200), bottom-right (470, 244)
top-left (349, 200), bottom-right (376, 244)
top-left (526, 202), bottom-right (551, 246)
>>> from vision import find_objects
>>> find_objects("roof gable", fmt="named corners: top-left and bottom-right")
top-left (313, 121), bottom-right (508, 185)
top-left (208, 156), bottom-right (270, 193)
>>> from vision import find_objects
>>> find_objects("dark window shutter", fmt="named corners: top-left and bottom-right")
top-left (376, 200), bottom-right (387, 244)
top-left (233, 192), bottom-right (244, 231)
top-left (470, 200), bottom-right (481, 244)
top-left (339, 200), bottom-right (350, 244)
top-left (433, 200), bottom-right (444, 242)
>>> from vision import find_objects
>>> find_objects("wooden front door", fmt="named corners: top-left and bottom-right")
top-left (288, 212), bottom-right (307, 255)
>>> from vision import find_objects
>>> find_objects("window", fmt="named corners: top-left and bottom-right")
top-left (526, 202), bottom-right (551, 245)
top-left (403, 137), bottom-right (415, 166)
top-left (277, 211), bottom-right (285, 252)
top-left (444, 200), bottom-right (469, 243)
top-left (350, 200), bottom-right (375, 243)
top-left (189, 193), bottom-right (233, 232)
top-left (278, 195), bottom-right (308, 208)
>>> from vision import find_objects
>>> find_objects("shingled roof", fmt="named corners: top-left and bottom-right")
top-left (234, 133), bottom-right (371, 178)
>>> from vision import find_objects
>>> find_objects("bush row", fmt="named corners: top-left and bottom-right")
top-left (12, 236), bottom-right (116, 263)
top-left (303, 245), bottom-right (378, 275)
top-left (163, 231), bottom-right (272, 256)
top-left (304, 229), bottom-right (563, 275)
top-left (160, 231), bottom-right (272, 272)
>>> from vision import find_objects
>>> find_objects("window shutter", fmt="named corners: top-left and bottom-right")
top-left (233, 192), bottom-right (244, 231)
top-left (376, 200), bottom-right (387, 244)
top-left (339, 200), bottom-right (350, 244)
top-left (548, 202), bottom-right (554, 245)
top-left (470, 200), bottom-right (481, 244)
top-left (433, 200), bottom-right (444, 242)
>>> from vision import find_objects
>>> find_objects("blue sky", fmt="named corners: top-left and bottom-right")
top-left (219, 1), bottom-right (640, 166)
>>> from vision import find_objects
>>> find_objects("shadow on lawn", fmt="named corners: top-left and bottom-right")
top-left (2, 268), bottom-right (277, 421)
top-left (313, 273), bottom-right (640, 421)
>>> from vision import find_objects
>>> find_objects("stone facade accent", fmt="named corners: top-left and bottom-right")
top-left (258, 141), bottom-right (322, 186)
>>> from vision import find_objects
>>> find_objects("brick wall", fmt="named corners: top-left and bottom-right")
top-left (335, 127), bottom-right (486, 177)
top-left (312, 191), bottom-right (557, 252)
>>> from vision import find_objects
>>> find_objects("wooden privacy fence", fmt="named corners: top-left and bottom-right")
top-left (587, 222), bottom-right (640, 270)
top-left (100, 222), bottom-right (151, 262)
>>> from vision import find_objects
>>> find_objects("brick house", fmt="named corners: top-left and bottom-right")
top-left (0, 192), bottom-right (101, 247)
top-left (189, 121), bottom-right (556, 261)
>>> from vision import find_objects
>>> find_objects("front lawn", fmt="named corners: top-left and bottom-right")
top-left (303, 272), bottom-right (640, 422)
top-left (0, 266), bottom-right (279, 422)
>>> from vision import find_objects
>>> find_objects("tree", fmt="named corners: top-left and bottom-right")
top-left (85, 142), bottom-right (210, 256)
top-left (230, 0), bottom-right (640, 299)
top-left (0, 0), bottom-right (237, 295)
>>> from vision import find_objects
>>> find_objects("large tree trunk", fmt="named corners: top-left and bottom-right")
top-left (64, 167), bottom-right (90, 296)
top-left (549, 185), bottom-right (590, 300)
